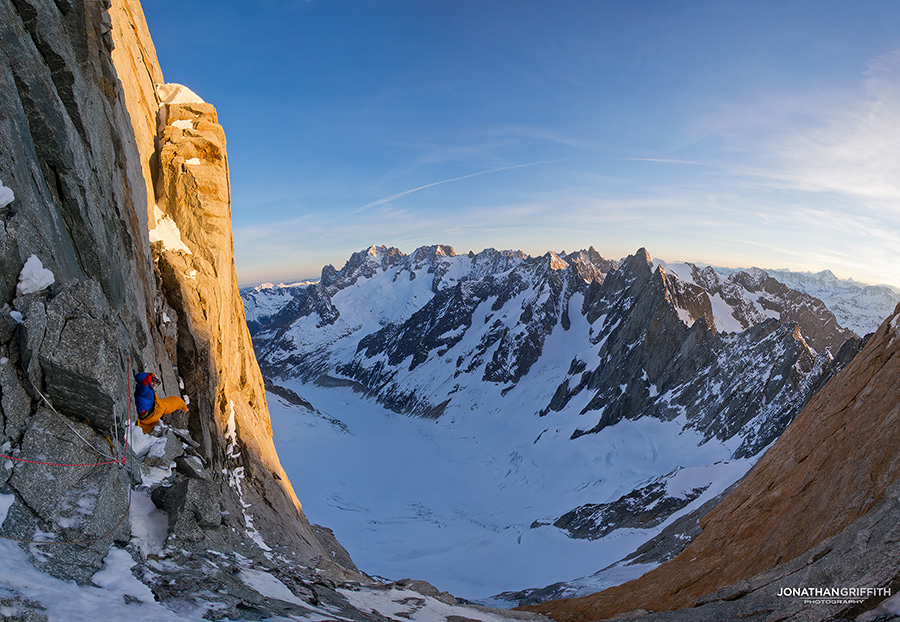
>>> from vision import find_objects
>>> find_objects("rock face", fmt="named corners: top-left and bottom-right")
top-left (149, 76), bottom-right (343, 569)
top-left (0, 0), bottom-right (160, 582)
top-left (0, 0), bottom-right (417, 617)
top-left (523, 304), bottom-right (900, 621)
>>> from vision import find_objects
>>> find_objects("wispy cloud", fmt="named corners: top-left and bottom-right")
top-left (761, 49), bottom-right (900, 206)
top-left (623, 157), bottom-right (705, 166)
top-left (352, 161), bottom-right (553, 214)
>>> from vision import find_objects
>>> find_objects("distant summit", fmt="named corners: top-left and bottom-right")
top-left (764, 267), bottom-right (900, 335)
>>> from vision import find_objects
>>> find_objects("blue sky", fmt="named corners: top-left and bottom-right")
top-left (143, 1), bottom-right (900, 287)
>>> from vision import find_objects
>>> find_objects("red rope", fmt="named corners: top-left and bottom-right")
top-left (0, 455), bottom-right (125, 467)
top-left (0, 354), bottom-right (136, 544)
top-left (0, 370), bottom-right (133, 467)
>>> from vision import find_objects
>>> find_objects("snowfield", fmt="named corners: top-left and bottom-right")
top-left (268, 381), bottom-right (757, 603)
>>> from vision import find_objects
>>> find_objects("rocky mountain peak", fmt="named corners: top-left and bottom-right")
top-left (546, 251), bottom-right (569, 271)
top-left (620, 247), bottom-right (655, 281)
top-left (411, 243), bottom-right (456, 265)
top-left (634, 246), bottom-right (653, 265)
top-left (561, 247), bottom-right (617, 284)
top-left (324, 244), bottom-right (404, 291)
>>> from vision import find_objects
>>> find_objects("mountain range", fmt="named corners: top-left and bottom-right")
top-left (243, 243), bottom-right (878, 601)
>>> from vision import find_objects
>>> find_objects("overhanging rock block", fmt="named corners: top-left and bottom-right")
top-left (35, 281), bottom-right (125, 432)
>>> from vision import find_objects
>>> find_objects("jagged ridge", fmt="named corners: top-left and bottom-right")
top-left (248, 244), bottom-right (859, 458)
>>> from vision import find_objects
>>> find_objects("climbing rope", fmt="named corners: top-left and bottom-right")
top-left (0, 354), bottom-right (136, 545)
top-left (22, 373), bottom-right (122, 462)
top-left (0, 376), bottom-right (127, 466)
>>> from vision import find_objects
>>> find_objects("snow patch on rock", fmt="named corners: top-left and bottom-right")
top-left (156, 83), bottom-right (205, 105)
top-left (0, 178), bottom-right (14, 209)
top-left (149, 204), bottom-right (192, 254)
top-left (16, 254), bottom-right (55, 295)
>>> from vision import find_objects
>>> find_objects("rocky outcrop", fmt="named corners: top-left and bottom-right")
top-left (523, 304), bottom-right (900, 622)
top-left (767, 267), bottom-right (900, 336)
top-left (149, 76), bottom-right (345, 571)
top-left (690, 264), bottom-right (858, 352)
top-left (540, 474), bottom-right (708, 541)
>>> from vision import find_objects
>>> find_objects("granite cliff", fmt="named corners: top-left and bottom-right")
top-left (0, 2), bottom-right (547, 620)
top-left (0, 0), bottom-right (353, 598)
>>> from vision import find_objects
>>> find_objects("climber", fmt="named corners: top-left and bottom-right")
top-left (134, 372), bottom-right (188, 434)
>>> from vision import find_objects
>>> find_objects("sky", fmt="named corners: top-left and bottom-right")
top-left (141, 1), bottom-right (900, 287)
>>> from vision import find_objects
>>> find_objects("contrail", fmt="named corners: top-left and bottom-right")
top-left (353, 161), bottom-right (551, 214)
top-left (624, 157), bottom-right (703, 165)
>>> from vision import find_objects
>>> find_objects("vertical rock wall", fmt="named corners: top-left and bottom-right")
top-left (108, 0), bottom-right (355, 577)
top-left (0, 0), bottom-right (160, 581)
top-left (149, 82), bottom-right (340, 567)
top-left (0, 0), bottom-right (357, 584)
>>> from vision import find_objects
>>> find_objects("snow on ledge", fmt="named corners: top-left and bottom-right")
top-left (156, 83), bottom-right (205, 105)
top-left (0, 178), bottom-right (14, 209)
top-left (17, 254), bottom-right (55, 295)
top-left (149, 204), bottom-right (192, 254)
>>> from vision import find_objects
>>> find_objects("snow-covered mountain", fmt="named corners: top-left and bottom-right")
top-left (656, 261), bottom-right (860, 351)
top-left (243, 244), bottom-right (864, 602)
top-left (242, 280), bottom-right (317, 335)
top-left (247, 245), bottom-right (859, 457)
top-left (763, 268), bottom-right (900, 336)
